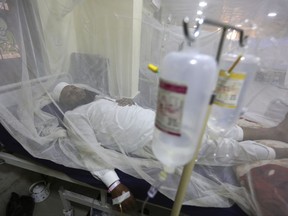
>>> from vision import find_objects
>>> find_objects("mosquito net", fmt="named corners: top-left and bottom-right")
top-left (0, 0), bottom-right (288, 215)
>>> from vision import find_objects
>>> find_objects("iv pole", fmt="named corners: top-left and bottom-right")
top-left (170, 17), bottom-right (247, 216)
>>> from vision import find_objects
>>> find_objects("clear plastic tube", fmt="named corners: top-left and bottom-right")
top-left (141, 170), bottom-right (169, 215)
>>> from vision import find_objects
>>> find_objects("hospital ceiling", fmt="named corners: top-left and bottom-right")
top-left (159, 0), bottom-right (288, 38)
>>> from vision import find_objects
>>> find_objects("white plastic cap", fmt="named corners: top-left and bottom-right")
top-left (52, 82), bottom-right (69, 102)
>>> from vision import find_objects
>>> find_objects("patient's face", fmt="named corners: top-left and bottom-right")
top-left (59, 85), bottom-right (96, 111)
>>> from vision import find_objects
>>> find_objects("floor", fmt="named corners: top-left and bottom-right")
top-left (0, 163), bottom-right (173, 216)
top-left (0, 164), bottom-right (91, 216)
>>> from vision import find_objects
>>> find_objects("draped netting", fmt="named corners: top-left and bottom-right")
top-left (0, 1), bottom-right (288, 215)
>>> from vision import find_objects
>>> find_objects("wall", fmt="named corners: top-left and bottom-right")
top-left (36, 0), bottom-right (143, 98)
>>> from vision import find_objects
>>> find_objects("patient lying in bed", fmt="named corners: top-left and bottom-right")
top-left (53, 82), bottom-right (288, 213)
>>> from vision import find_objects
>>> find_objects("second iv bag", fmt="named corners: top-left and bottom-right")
top-left (208, 53), bottom-right (260, 135)
top-left (152, 46), bottom-right (218, 171)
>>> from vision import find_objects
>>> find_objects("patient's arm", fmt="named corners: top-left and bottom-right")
top-left (242, 127), bottom-right (282, 142)
top-left (95, 95), bottom-right (135, 108)
top-left (241, 113), bottom-right (288, 159)
top-left (91, 170), bottom-right (137, 212)
top-left (110, 183), bottom-right (137, 212)
top-left (63, 110), bottom-right (111, 169)
top-left (242, 113), bottom-right (288, 143)
top-left (274, 148), bottom-right (288, 159)
top-left (63, 110), bottom-right (137, 212)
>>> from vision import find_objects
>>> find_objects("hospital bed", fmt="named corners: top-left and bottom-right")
top-left (0, 123), bottom-right (248, 216)
top-left (2, 95), bottom-right (288, 216)
top-left (1, 53), bottom-right (288, 216)
top-left (0, 53), bottom-right (248, 215)
top-left (0, 126), bottom-right (250, 216)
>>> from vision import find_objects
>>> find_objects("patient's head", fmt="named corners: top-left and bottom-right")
top-left (53, 82), bottom-right (96, 111)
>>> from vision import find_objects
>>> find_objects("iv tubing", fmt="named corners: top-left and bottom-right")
top-left (170, 95), bottom-right (215, 216)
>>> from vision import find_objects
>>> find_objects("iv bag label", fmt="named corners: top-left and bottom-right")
top-left (155, 79), bottom-right (187, 136)
top-left (214, 70), bottom-right (246, 108)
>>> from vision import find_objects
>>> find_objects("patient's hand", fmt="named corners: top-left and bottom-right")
top-left (111, 183), bottom-right (137, 213)
top-left (116, 98), bottom-right (135, 107)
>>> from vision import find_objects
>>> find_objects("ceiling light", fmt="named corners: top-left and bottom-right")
top-left (190, 59), bottom-right (197, 65)
top-left (236, 24), bottom-right (242, 27)
top-left (199, 1), bottom-right (207, 7)
top-left (197, 10), bottom-right (203, 15)
top-left (268, 12), bottom-right (277, 17)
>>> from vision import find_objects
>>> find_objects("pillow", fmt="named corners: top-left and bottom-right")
top-left (41, 103), bottom-right (65, 127)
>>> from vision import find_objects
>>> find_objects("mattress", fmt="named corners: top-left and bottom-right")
top-left (0, 123), bottom-right (247, 216)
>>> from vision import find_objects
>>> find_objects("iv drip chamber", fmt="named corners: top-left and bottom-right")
top-left (152, 48), bottom-right (218, 169)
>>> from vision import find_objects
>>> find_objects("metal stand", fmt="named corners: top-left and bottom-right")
top-left (183, 17), bottom-right (247, 63)
top-left (58, 187), bottom-right (129, 216)
top-left (170, 17), bottom-right (248, 216)
top-left (58, 186), bottom-right (174, 216)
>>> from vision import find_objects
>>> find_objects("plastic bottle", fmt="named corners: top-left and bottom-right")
top-left (208, 52), bottom-right (260, 135)
top-left (152, 44), bottom-right (218, 171)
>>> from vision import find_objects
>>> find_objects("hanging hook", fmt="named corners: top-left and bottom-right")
top-left (183, 17), bottom-right (204, 44)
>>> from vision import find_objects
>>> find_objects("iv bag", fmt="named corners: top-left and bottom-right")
top-left (208, 53), bottom-right (260, 135)
top-left (152, 46), bottom-right (218, 171)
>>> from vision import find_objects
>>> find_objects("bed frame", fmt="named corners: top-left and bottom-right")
top-left (0, 151), bottom-right (172, 216)
top-left (0, 116), bottom-right (249, 216)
